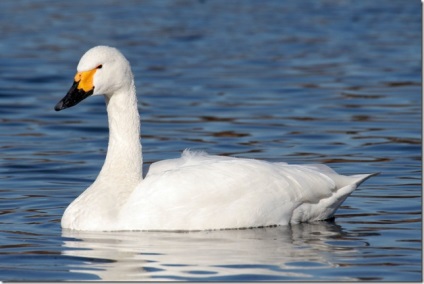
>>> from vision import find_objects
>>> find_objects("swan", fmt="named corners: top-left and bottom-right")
top-left (54, 45), bottom-right (376, 231)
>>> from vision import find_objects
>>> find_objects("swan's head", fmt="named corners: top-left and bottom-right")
top-left (55, 45), bottom-right (133, 111)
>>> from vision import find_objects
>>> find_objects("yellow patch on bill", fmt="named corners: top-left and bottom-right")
top-left (74, 68), bottom-right (97, 92)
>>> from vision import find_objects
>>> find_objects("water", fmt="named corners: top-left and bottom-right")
top-left (0, 0), bottom-right (421, 281)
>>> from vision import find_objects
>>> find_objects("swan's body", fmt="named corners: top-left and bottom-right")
top-left (55, 46), bottom-right (375, 231)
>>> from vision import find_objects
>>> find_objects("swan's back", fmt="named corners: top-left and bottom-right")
top-left (119, 150), bottom-right (373, 231)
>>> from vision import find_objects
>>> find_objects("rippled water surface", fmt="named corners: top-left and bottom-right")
top-left (0, 0), bottom-right (421, 281)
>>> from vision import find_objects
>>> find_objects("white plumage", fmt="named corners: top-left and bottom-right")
top-left (55, 46), bottom-right (375, 231)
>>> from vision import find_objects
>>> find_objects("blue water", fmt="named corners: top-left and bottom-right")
top-left (0, 0), bottom-right (421, 281)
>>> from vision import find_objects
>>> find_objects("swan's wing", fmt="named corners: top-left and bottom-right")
top-left (120, 151), bottom-right (349, 230)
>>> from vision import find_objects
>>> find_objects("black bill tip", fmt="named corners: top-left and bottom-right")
top-left (54, 100), bottom-right (65, 111)
top-left (54, 81), bottom-right (93, 111)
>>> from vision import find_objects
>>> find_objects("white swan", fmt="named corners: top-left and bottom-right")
top-left (55, 45), bottom-right (376, 231)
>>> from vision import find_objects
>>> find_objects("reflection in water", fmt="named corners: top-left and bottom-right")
top-left (62, 222), bottom-right (360, 281)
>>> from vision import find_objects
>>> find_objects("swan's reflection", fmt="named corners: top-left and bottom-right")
top-left (61, 221), bottom-right (358, 281)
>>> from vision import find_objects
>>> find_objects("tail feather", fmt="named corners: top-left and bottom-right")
top-left (352, 172), bottom-right (380, 185)
top-left (290, 172), bottom-right (379, 224)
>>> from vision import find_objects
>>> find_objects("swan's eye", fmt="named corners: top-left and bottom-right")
top-left (97, 65), bottom-right (103, 69)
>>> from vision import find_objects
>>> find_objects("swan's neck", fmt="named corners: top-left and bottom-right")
top-left (62, 83), bottom-right (143, 229)
top-left (97, 83), bottom-right (143, 185)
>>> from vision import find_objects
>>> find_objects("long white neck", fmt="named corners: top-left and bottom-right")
top-left (97, 82), bottom-right (143, 186)
top-left (62, 81), bottom-right (143, 229)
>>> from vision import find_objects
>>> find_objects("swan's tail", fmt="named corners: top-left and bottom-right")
top-left (341, 172), bottom-right (379, 193)
top-left (291, 172), bottom-right (379, 224)
top-left (319, 172), bottom-right (379, 220)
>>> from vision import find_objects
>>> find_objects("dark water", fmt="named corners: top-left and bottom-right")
top-left (0, 0), bottom-right (421, 281)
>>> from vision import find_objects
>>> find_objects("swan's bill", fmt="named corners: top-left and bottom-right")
top-left (54, 69), bottom-right (97, 111)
